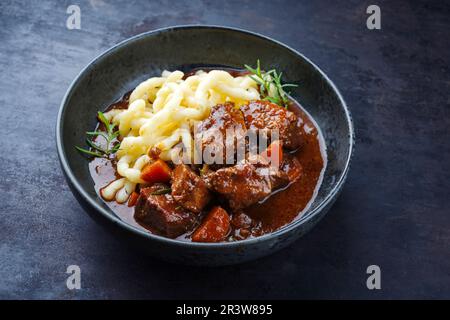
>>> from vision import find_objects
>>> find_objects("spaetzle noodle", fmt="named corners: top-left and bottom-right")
top-left (104, 69), bottom-right (260, 202)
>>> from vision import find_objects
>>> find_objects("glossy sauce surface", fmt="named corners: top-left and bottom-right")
top-left (88, 68), bottom-right (326, 241)
top-left (246, 103), bottom-right (326, 234)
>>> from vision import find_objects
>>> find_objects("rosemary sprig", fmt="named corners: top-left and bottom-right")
top-left (76, 111), bottom-right (121, 158)
top-left (150, 187), bottom-right (172, 195)
top-left (199, 164), bottom-right (209, 176)
top-left (244, 59), bottom-right (298, 108)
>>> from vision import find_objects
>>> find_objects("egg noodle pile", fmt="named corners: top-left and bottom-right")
top-left (101, 70), bottom-right (260, 203)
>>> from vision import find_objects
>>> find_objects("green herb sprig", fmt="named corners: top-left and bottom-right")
top-left (76, 111), bottom-right (120, 158)
top-left (244, 60), bottom-right (298, 108)
top-left (150, 187), bottom-right (172, 195)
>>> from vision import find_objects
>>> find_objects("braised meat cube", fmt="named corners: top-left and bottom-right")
top-left (206, 161), bottom-right (272, 210)
top-left (195, 102), bottom-right (246, 166)
top-left (281, 153), bottom-right (302, 183)
top-left (230, 211), bottom-right (257, 240)
top-left (241, 100), bottom-right (304, 150)
top-left (266, 153), bottom-right (303, 189)
top-left (206, 149), bottom-right (303, 210)
top-left (134, 184), bottom-right (195, 238)
top-left (171, 164), bottom-right (211, 213)
top-left (192, 206), bottom-right (230, 243)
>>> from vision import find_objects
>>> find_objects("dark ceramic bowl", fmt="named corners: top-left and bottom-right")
top-left (56, 25), bottom-right (354, 266)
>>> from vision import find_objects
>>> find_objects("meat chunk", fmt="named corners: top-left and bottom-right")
top-left (134, 184), bottom-right (195, 238)
top-left (241, 100), bottom-right (304, 150)
top-left (206, 161), bottom-right (272, 210)
top-left (230, 211), bottom-right (257, 240)
top-left (206, 151), bottom-right (303, 210)
top-left (267, 153), bottom-right (303, 189)
top-left (281, 153), bottom-right (302, 183)
top-left (171, 164), bottom-right (211, 213)
top-left (192, 206), bottom-right (230, 242)
top-left (195, 102), bottom-right (246, 166)
top-left (231, 211), bottom-right (254, 230)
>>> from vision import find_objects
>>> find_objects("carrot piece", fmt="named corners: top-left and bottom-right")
top-left (140, 159), bottom-right (172, 184)
top-left (127, 191), bottom-right (139, 207)
top-left (192, 206), bottom-right (230, 243)
top-left (261, 140), bottom-right (283, 166)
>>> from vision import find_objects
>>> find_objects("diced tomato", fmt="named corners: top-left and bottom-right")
top-left (140, 159), bottom-right (172, 184)
top-left (261, 140), bottom-right (283, 166)
top-left (192, 206), bottom-right (230, 243)
top-left (127, 191), bottom-right (139, 207)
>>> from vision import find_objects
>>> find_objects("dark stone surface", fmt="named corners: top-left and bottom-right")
top-left (0, 0), bottom-right (449, 299)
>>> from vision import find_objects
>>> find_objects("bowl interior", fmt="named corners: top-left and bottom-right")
top-left (59, 26), bottom-right (352, 241)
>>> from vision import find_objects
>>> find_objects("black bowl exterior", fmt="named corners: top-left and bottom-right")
top-left (57, 26), bottom-right (354, 266)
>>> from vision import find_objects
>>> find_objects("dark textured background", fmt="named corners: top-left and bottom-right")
top-left (0, 0), bottom-right (449, 299)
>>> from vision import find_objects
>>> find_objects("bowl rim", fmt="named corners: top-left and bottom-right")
top-left (56, 24), bottom-right (355, 248)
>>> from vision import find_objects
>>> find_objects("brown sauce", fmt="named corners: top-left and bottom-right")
top-left (88, 68), bottom-right (326, 242)
top-left (245, 102), bottom-right (326, 234)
